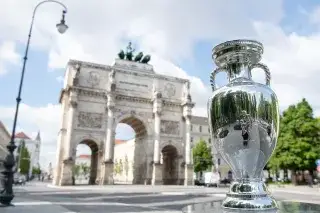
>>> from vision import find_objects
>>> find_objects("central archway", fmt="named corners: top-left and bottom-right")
top-left (113, 114), bottom-right (148, 184)
top-left (162, 145), bottom-right (179, 185)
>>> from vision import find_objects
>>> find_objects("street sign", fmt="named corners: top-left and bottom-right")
top-left (316, 159), bottom-right (320, 166)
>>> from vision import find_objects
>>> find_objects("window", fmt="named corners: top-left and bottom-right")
top-left (191, 137), bottom-right (193, 143)
top-left (208, 127), bottom-right (210, 133)
top-left (208, 138), bottom-right (211, 143)
top-left (218, 158), bottom-right (221, 165)
top-left (190, 125), bottom-right (193, 131)
top-left (199, 125), bottom-right (202, 132)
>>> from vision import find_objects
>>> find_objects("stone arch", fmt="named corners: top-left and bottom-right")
top-left (160, 140), bottom-right (183, 158)
top-left (114, 113), bottom-right (149, 184)
top-left (161, 144), bottom-right (179, 185)
top-left (76, 139), bottom-right (99, 185)
top-left (115, 113), bottom-right (149, 138)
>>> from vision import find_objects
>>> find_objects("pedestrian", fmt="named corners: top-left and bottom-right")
top-left (305, 170), bottom-right (313, 187)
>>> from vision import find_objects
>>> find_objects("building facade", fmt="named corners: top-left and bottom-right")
top-left (53, 55), bottom-right (195, 186)
top-left (0, 121), bottom-right (10, 164)
top-left (14, 131), bottom-right (42, 177)
top-left (189, 116), bottom-right (231, 179)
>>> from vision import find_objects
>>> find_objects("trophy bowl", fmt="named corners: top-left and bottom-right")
top-left (207, 39), bottom-right (280, 210)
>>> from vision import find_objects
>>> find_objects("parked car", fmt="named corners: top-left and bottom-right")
top-left (14, 174), bottom-right (26, 185)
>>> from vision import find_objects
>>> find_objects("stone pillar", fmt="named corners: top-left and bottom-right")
top-left (104, 106), bottom-right (115, 161)
top-left (59, 158), bottom-right (74, 186)
top-left (58, 98), bottom-right (77, 186)
top-left (153, 111), bottom-right (161, 163)
top-left (53, 128), bottom-right (66, 186)
top-left (144, 155), bottom-right (153, 185)
top-left (64, 100), bottom-right (77, 159)
top-left (101, 96), bottom-right (116, 185)
top-left (182, 99), bottom-right (194, 185)
top-left (151, 163), bottom-right (163, 185)
top-left (185, 116), bottom-right (191, 165)
top-left (100, 161), bottom-right (114, 185)
top-left (151, 112), bottom-right (163, 185)
top-left (151, 91), bottom-right (162, 185)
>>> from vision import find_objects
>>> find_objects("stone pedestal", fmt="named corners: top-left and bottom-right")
top-left (100, 161), bottom-right (114, 185)
top-left (59, 159), bottom-right (74, 186)
top-left (184, 164), bottom-right (194, 186)
top-left (151, 163), bottom-right (163, 185)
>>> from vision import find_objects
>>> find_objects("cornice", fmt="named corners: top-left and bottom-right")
top-left (59, 86), bottom-right (110, 104)
top-left (115, 94), bottom-right (152, 104)
top-left (181, 101), bottom-right (195, 108)
top-left (162, 100), bottom-right (182, 107)
top-left (71, 87), bottom-right (108, 99)
top-left (68, 59), bottom-right (190, 84)
top-left (69, 59), bottom-right (112, 72)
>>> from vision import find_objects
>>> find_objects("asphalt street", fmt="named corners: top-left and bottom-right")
top-left (1, 182), bottom-right (320, 213)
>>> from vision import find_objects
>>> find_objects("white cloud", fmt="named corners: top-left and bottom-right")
top-left (2, 0), bottom-right (320, 169)
top-left (0, 103), bottom-right (61, 169)
top-left (0, 41), bottom-right (20, 75)
top-left (254, 22), bottom-right (320, 112)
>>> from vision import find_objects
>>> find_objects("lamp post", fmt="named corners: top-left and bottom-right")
top-left (0, 0), bottom-right (69, 206)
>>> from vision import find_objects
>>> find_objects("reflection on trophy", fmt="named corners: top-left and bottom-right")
top-left (207, 40), bottom-right (280, 210)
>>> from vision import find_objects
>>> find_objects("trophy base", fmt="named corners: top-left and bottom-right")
top-left (221, 179), bottom-right (278, 210)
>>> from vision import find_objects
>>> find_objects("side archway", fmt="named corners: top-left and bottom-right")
top-left (161, 145), bottom-right (179, 185)
top-left (74, 139), bottom-right (99, 185)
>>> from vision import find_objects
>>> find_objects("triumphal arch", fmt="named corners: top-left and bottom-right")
top-left (53, 45), bottom-right (195, 186)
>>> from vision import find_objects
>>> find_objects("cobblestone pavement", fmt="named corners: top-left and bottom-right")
top-left (1, 182), bottom-right (320, 213)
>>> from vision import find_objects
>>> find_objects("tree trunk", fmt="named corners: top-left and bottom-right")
top-left (291, 170), bottom-right (297, 185)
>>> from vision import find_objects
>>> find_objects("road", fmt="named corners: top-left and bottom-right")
top-left (1, 182), bottom-right (320, 213)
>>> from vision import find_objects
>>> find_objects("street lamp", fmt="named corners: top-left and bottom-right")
top-left (0, 0), bottom-right (68, 206)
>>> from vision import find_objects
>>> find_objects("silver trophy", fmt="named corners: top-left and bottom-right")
top-left (208, 40), bottom-right (280, 210)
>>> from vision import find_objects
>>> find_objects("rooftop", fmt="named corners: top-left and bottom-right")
top-left (191, 116), bottom-right (208, 125)
top-left (0, 121), bottom-right (10, 138)
top-left (15, 132), bottom-right (31, 140)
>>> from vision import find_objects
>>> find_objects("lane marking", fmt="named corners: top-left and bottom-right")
top-left (14, 201), bottom-right (53, 206)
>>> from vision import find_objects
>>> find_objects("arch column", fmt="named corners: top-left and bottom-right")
top-left (101, 102), bottom-right (116, 185)
top-left (183, 103), bottom-right (194, 186)
top-left (151, 91), bottom-right (163, 185)
top-left (58, 99), bottom-right (77, 186)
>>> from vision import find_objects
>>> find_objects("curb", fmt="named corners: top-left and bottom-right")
top-left (270, 188), bottom-right (320, 196)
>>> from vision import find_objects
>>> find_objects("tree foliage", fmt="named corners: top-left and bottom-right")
top-left (114, 159), bottom-right (123, 175)
top-left (18, 140), bottom-right (31, 174)
top-left (72, 164), bottom-right (81, 178)
top-left (32, 166), bottom-right (41, 175)
top-left (192, 139), bottom-right (213, 173)
top-left (80, 163), bottom-right (90, 177)
top-left (268, 98), bottom-right (320, 172)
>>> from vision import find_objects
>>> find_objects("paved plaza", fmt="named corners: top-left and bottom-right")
top-left (1, 182), bottom-right (320, 212)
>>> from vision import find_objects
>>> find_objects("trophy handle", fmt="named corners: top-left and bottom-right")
top-left (210, 67), bottom-right (226, 91)
top-left (249, 63), bottom-right (271, 86)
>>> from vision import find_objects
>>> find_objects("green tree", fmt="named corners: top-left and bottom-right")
top-left (192, 139), bottom-right (213, 175)
top-left (268, 99), bottom-right (320, 181)
top-left (80, 163), bottom-right (90, 178)
top-left (32, 166), bottom-right (41, 175)
top-left (114, 160), bottom-right (121, 175)
top-left (18, 140), bottom-right (31, 175)
top-left (124, 155), bottom-right (129, 182)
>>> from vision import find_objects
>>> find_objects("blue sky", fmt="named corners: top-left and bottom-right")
top-left (1, 0), bottom-right (320, 169)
